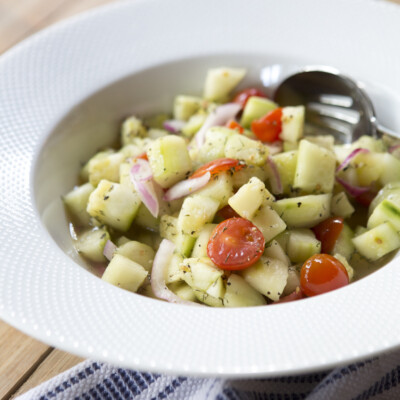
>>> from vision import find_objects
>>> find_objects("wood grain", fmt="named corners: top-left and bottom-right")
top-left (0, 322), bottom-right (52, 400)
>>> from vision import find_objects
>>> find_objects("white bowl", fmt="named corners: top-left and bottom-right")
top-left (2, 0), bottom-right (400, 378)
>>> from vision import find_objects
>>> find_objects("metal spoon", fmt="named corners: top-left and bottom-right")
top-left (273, 66), bottom-right (400, 144)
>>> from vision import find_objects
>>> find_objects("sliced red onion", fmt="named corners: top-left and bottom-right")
top-left (336, 148), bottom-right (369, 173)
top-left (151, 239), bottom-right (198, 305)
top-left (267, 156), bottom-right (283, 194)
top-left (130, 159), bottom-right (153, 182)
top-left (163, 172), bottom-right (211, 201)
top-left (336, 176), bottom-right (370, 198)
top-left (103, 240), bottom-right (117, 261)
top-left (130, 160), bottom-right (159, 218)
top-left (266, 141), bottom-right (283, 155)
top-left (163, 119), bottom-right (186, 134)
top-left (389, 144), bottom-right (400, 154)
top-left (195, 103), bottom-right (242, 147)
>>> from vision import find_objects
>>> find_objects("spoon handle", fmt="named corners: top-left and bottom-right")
top-left (377, 123), bottom-right (400, 141)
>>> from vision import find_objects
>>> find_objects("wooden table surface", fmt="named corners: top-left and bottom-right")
top-left (1, 0), bottom-right (400, 398)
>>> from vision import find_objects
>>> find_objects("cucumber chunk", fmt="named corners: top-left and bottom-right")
top-left (264, 240), bottom-right (290, 266)
top-left (331, 192), bottom-right (355, 219)
top-left (165, 253), bottom-right (185, 284)
top-left (147, 135), bottom-right (192, 188)
top-left (332, 223), bottom-right (355, 260)
top-left (287, 229), bottom-right (321, 264)
top-left (250, 203), bottom-right (287, 242)
top-left (352, 222), bottom-right (400, 261)
top-left (225, 134), bottom-right (269, 166)
top-left (203, 67), bottom-right (246, 102)
top-left (75, 227), bottom-right (110, 262)
top-left (271, 150), bottom-right (298, 195)
top-left (280, 106), bottom-right (305, 143)
top-left (368, 199), bottom-right (400, 231)
top-left (88, 152), bottom-right (125, 187)
top-left (240, 96), bottom-right (277, 128)
top-left (192, 224), bottom-right (217, 258)
top-left (121, 116), bottom-right (147, 145)
top-left (232, 165), bottom-right (267, 190)
top-left (115, 240), bottom-right (155, 271)
top-left (196, 172), bottom-right (233, 209)
top-left (240, 256), bottom-right (288, 301)
top-left (198, 127), bottom-right (235, 164)
top-left (282, 266), bottom-right (301, 296)
top-left (173, 95), bottom-right (202, 121)
top-left (87, 180), bottom-right (141, 231)
top-left (223, 274), bottom-right (266, 307)
top-left (369, 181), bottom-right (400, 215)
top-left (272, 194), bottom-right (331, 228)
top-left (102, 254), bottom-right (148, 292)
top-left (228, 177), bottom-right (273, 219)
top-left (168, 282), bottom-right (197, 302)
top-left (333, 253), bottom-right (354, 282)
top-left (63, 182), bottom-right (94, 227)
top-left (294, 140), bottom-right (336, 193)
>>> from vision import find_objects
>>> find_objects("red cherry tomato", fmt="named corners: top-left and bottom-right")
top-left (233, 88), bottom-right (268, 108)
top-left (312, 217), bottom-right (344, 254)
top-left (355, 190), bottom-right (377, 207)
top-left (251, 108), bottom-right (283, 142)
top-left (300, 254), bottom-right (349, 297)
top-left (207, 218), bottom-right (265, 270)
top-left (136, 152), bottom-right (148, 161)
top-left (226, 119), bottom-right (244, 134)
top-left (218, 205), bottom-right (240, 220)
top-left (190, 158), bottom-right (244, 179)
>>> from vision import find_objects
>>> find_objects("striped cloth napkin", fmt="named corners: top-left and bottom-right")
top-left (16, 349), bottom-right (400, 400)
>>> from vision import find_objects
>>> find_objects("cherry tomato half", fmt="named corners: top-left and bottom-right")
top-left (226, 119), bottom-right (244, 134)
top-left (300, 254), bottom-right (349, 297)
top-left (312, 217), bottom-right (344, 254)
top-left (218, 205), bottom-right (240, 220)
top-left (251, 108), bottom-right (283, 142)
top-left (207, 218), bottom-right (265, 270)
top-left (355, 190), bottom-right (377, 207)
top-left (190, 158), bottom-right (244, 179)
top-left (233, 88), bottom-right (268, 108)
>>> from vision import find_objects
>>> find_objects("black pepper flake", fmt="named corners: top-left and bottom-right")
top-left (297, 202), bottom-right (302, 208)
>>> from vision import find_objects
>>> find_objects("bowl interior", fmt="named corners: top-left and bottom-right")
top-left (33, 52), bottom-right (400, 271)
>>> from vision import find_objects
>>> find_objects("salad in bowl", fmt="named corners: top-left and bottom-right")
top-left (64, 67), bottom-right (400, 307)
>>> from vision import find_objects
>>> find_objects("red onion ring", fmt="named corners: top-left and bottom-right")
top-left (267, 156), bottom-right (283, 194)
top-left (335, 176), bottom-right (370, 198)
top-left (163, 119), bottom-right (186, 134)
top-left (103, 240), bottom-right (117, 261)
top-left (336, 148), bottom-right (369, 173)
top-left (163, 172), bottom-right (211, 201)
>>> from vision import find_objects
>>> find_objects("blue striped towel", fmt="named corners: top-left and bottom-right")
top-left (16, 349), bottom-right (400, 400)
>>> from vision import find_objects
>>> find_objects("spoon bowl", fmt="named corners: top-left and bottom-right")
top-left (274, 67), bottom-right (399, 143)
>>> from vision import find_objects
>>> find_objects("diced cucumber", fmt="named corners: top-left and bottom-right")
top-left (180, 257), bottom-right (223, 292)
top-left (368, 199), bottom-right (400, 231)
top-left (147, 128), bottom-right (168, 140)
top-left (283, 141), bottom-right (298, 152)
top-left (369, 181), bottom-right (400, 215)
top-left (194, 290), bottom-right (224, 307)
top-left (182, 112), bottom-right (207, 137)
top-left (196, 172), bottom-right (233, 209)
top-left (173, 95), bottom-right (202, 121)
top-left (352, 222), bottom-right (400, 261)
top-left (119, 138), bottom-right (152, 158)
top-left (272, 194), bottom-right (331, 228)
top-left (75, 227), bottom-right (110, 262)
top-left (352, 135), bottom-right (386, 153)
top-left (250, 204), bottom-right (287, 242)
top-left (240, 96), bottom-right (277, 128)
top-left (192, 224), bottom-right (217, 258)
top-left (228, 177), bottom-right (271, 219)
top-left (177, 194), bottom-right (219, 237)
top-left (160, 215), bottom-right (195, 257)
top-left (143, 113), bottom-right (169, 129)
top-left (332, 223), bottom-right (355, 260)
top-left (168, 282), bottom-right (197, 302)
top-left (206, 276), bottom-right (226, 298)
top-left (176, 232), bottom-right (196, 257)
top-left (333, 253), bottom-right (354, 282)
top-left (274, 231), bottom-right (291, 252)
top-left (147, 135), bottom-right (192, 188)
top-left (165, 253), bottom-right (185, 284)
top-left (352, 152), bottom-right (383, 187)
top-left (119, 161), bottom-right (133, 188)
top-left (225, 134), bottom-right (269, 166)
top-left (231, 165), bottom-right (267, 190)
top-left (303, 135), bottom-right (335, 151)
top-left (280, 106), bottom-right (305, 143)
top-left (223, 274), bottom-right (267, 307)
top-left (271, 150), bottom-right (298, 195)
top-left (203, 67), bottom-right (246, 102)
top-left (287, 229), bottom-right (321, 263)
top-left (282, 266), bottom-right (301, 296)
top-left (88, 152), bottom-right (125, 187)
top-left (87, 180), bottom-right (141, 231)
top-left (378, 153), bottom-right (400, 185)
top-left (63, 182), bottom-right (95, 227)
top-left (198, 127), bottom-right (235, 164)
top-left (102, 254), bottom-right (148, 292)
top-left (80, 149), bottom-right (114, 183)
top-left (264, 240), bottom-right (290, 266)
top-left (293, 140), bottom-right (336, 193)
top-left (121, 116), bottom-right (147, 145)
top-left (115, 240), bottom-right (155, 271)
top-left (331, 192), bottom-right (355, 219)
top-left (134, 203), bottom-right (159, 232)
top-left (240, 256), bottom-right (288, 301)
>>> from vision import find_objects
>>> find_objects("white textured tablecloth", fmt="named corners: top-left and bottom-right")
top-left (16, 348), bottom-right (400, 400)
